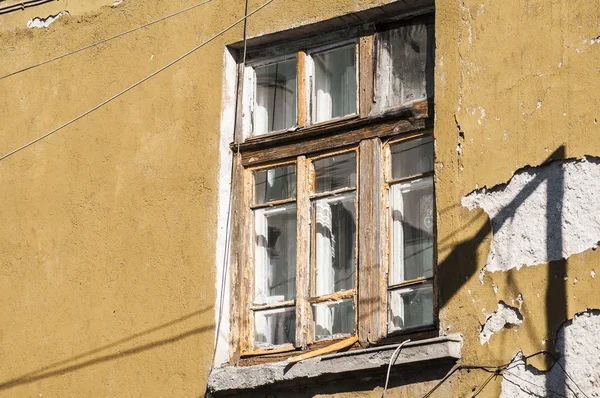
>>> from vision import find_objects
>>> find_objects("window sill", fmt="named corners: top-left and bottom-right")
top-left (207, 334), bottom-right (462, 395)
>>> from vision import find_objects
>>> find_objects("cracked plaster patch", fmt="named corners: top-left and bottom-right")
top-left (501, 310), bottom-right (600, 397)
top-left (463, 157), bottom-right (600, 273)
top-left (480, 301), bottom-right (524, 344)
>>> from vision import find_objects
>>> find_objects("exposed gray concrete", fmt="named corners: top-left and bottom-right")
top-left (480, 301), bottom-right (524, 344)
top-left (501, 310), bottom-right (600, 397)
top-left (207, 335), bottom-right (462, 394)
top-left (462, 157), bottom-right (600, 274)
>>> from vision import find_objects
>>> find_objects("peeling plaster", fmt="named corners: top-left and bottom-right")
top-left (501, 310), bottom-right (600, 397)
top-left (27, 11), bottom-right (69, 28)
top-left (463, 157), bottom-right (600, 273)
top-left (480, 301), bottom-right (524, 344)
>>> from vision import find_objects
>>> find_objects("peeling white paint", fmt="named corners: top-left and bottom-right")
top-left (501, 310), bottom-right (600, 397)
top-left (27, 11), bottom-right (69, 28)
top-left (212, 48), bottom-right (237, 367)
top-left (480, 301), bottom-right (524, 344)
top-left (463, 157), bottom-right (600, 273)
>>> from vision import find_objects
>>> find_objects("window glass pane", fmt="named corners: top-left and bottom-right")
top-left (254, 204), bottom-right (297, 304)
top-left (389, 177), bottom-right (434, 285)
top-left (390, 136), bottom-right (434, 180)
top-left (254, 307), bottom-right (296, 347)
top-left (254, 59), bottom-right (297, 135)
top-left (313, 45), bottom-right (357, 123)
top-left (313, 299), bottom-right (354, 340)
top-left (313, 193), bottom-right (356, 296)
top-left (388, 282), bottom-right (433, 333)
top-left (313, 152), bottom-right (356, 194)
top-left (375, 22), bottom-right (434, 110)
top-left (254, 165), bottom-right (296, 205)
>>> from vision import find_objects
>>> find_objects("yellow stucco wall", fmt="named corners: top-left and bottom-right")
top-left (2, 0), bottom-right (600, 397)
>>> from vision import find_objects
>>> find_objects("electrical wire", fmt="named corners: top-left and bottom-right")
top-left (422, 351), bottom-right (591, 398)
top-left (382, 339), bottom-right (411, 398)
top-left (0, 0), bottom-right (274, 162)
top-left (0, 0), bottom-right (214, 81)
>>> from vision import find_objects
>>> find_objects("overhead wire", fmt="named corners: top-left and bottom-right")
top-left (0, 0), bottom-right (214, 81)
top-left (422, 351), bottom-right (590, 398)
top-left (0, 0), bottom-right (274, 162)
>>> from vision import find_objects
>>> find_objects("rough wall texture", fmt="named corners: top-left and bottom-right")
top-left (435, 0), bottom-right (600, 396)
top-left (2, 0), bottom-right (600, 396)
top-left (501, 310), bottom-right (600, 397)
top-left (463, 157), bottom-right (600, 274)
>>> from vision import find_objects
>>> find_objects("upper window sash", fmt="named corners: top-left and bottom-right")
top-left (306, 40), bottom-right (359, 125)
top-left (243, 54), bottom-right (299, 139)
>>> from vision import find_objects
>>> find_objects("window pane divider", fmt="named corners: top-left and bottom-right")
top-left (309, 289), bottom-right (355, 303)
top-left (388, 276), bottom-right (433, 291)
top-left (308, 186), bottom-right (356, 200)
top-left (249, 197), bottom-right (296, 210)
top-left (386, 170), bottom-right (433, 186)
top-left (250, 300), bottom-right (296, 311)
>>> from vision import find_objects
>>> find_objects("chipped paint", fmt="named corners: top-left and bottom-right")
top-left (501, 310), bottom-right (600, 397)
top-left (27, 11), bottom-right (69, 28)
top-left (463, 157), bottom-right (600, 273)
top-left (480, 301), bottom-right (524, 344)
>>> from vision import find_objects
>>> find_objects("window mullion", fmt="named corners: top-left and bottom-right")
top-left (357, 138), bottom-right (385, 344)
top-left (359, 32), bottom-right (374, 118)
top-left (297, 50), bottom-right (307, 128)
top-left (295, 155), bottom-right (311, 349)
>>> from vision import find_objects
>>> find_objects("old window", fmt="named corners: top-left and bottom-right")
top-left (230, 13), bottom-right (435, 362)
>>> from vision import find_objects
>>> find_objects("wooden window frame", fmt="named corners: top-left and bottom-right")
top-left (228, 15), bottom-right (436, 365)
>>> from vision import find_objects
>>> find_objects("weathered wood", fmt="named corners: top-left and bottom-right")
top-left (359, 34), bottom-right (374, 117)
top-left (228, 155), bottom-right (246, 364)
top-left (235, 100), bottom-right (428, 152)
top-left (286, 336), bottom-right (359, 363)
top-left (240, 344), bottom-right (296, 358)
top-left (242, 167), bottom-right (254, 353)
top-left (242, 117), bottom-right (431, 167)
top-left (358, 139), bottom-right (384, 344)
top-left (308, 289), bottom-right (355, 304)
top-left (295, 156), bottom-right (311, 349)
top-left (238, 337), bottom-right (361, 367)
top-left (233, 63), bottom-right (246, 143)
top-left (297, 51), bottom-right (307, 128)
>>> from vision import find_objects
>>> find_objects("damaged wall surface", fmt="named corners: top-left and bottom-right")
top-left (501, 310), bottom-right (600, 397)
top-left (463, 157), bottom-right (600, 274)
top-left (2, 0), bottom-right (600, 396)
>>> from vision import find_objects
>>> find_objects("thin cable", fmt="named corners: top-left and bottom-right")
top-left (552, 358), bottom-right (590, 398)
top-left (382, 339), bottom-right (410, 397)
top-left (0, 0), bottom-right (273, 162)
top-left (472, 371), bottom-right (499, 397)
top-left (0, 0), bottom-right (214, 81)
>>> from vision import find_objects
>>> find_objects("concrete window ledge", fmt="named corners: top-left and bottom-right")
top-left (207, 334), bottom-right (462, 395)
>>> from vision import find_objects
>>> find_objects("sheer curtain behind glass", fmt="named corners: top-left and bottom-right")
top-left (313, 45), bottom-right (357, 123)
top-left (254, 59), bottom-right (297, 135)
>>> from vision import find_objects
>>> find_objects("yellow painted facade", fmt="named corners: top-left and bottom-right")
top-left (1, 0), bottom-right (599, 397)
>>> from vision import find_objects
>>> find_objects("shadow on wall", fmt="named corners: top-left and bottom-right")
top-left (0, 306), bottom-right (214, 392)
top-left (438, 145), bottom-right (568, 396)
